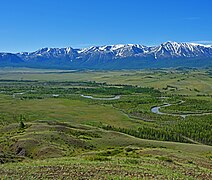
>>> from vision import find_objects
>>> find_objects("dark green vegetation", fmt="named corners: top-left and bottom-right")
top-left (0, 68), bottom-right (211, 179)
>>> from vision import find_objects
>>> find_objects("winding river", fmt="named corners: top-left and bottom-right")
top-left (151, 101), bottom-right (212, 118)
top-left (81, 94), bottom-right (212, 118)
top-left (11, 91), bottom-right (211, 118)
top-left (80, 94), bottom-right (121, 100)
top-left (151, 103), bottom-right (187, 118)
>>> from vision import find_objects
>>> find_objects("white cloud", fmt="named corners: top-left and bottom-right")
top-left (189, 40), bottom-right (212, 45)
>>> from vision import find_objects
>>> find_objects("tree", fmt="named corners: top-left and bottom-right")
top-left (19, 114), bottom-right (25, 129)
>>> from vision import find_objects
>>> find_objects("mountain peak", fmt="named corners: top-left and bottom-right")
top-left (161, 41), bottom-right (179, 45)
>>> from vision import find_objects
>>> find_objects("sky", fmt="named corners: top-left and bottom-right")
top-left (0, 0), bottom-right (212, 52)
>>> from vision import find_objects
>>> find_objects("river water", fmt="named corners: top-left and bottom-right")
top-left (151, 101), bottom-right (212, 118)
top-left (81, 94), bottom-right (121, 100)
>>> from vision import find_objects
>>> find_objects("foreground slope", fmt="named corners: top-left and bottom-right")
top-left (0, 119), bottom-right (212, 179)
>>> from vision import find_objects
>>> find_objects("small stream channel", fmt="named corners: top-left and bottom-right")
top-left (80, 94), bottom-right (121, 100)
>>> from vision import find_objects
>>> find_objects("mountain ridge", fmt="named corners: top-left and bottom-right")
top-left (1, 41), bottom-right (212, 69)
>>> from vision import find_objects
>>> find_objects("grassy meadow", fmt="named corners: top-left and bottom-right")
top-left (0, 67), bottom-right (211, 179)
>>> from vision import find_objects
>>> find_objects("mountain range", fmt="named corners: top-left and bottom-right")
top-left (1, 41), bottom-right (212, 69)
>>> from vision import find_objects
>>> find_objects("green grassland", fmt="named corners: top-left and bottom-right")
top-left (0, 67), bottom-right (211, 179)
top-left (1, 67), bottom-right (211, 96)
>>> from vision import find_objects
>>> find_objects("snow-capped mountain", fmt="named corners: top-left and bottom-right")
top-left (1, 41), bottom-right (212, 69)
top-left (148, 42), bottom-right (212, 59)
top-left (78, 44), bottom-right (148, 57)
top-left (18, 47), bottom-right (79, 61)
top-left (17, 41), bottom-right (212, 61)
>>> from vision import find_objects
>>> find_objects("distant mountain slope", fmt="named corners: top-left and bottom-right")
top-left (0, 53), bottom-right (24, 67)
top-left (1, 42), bottom-right (212, 69)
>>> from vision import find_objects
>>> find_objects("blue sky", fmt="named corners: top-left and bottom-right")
top-left (0, 0), bottom-right (212, 52)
